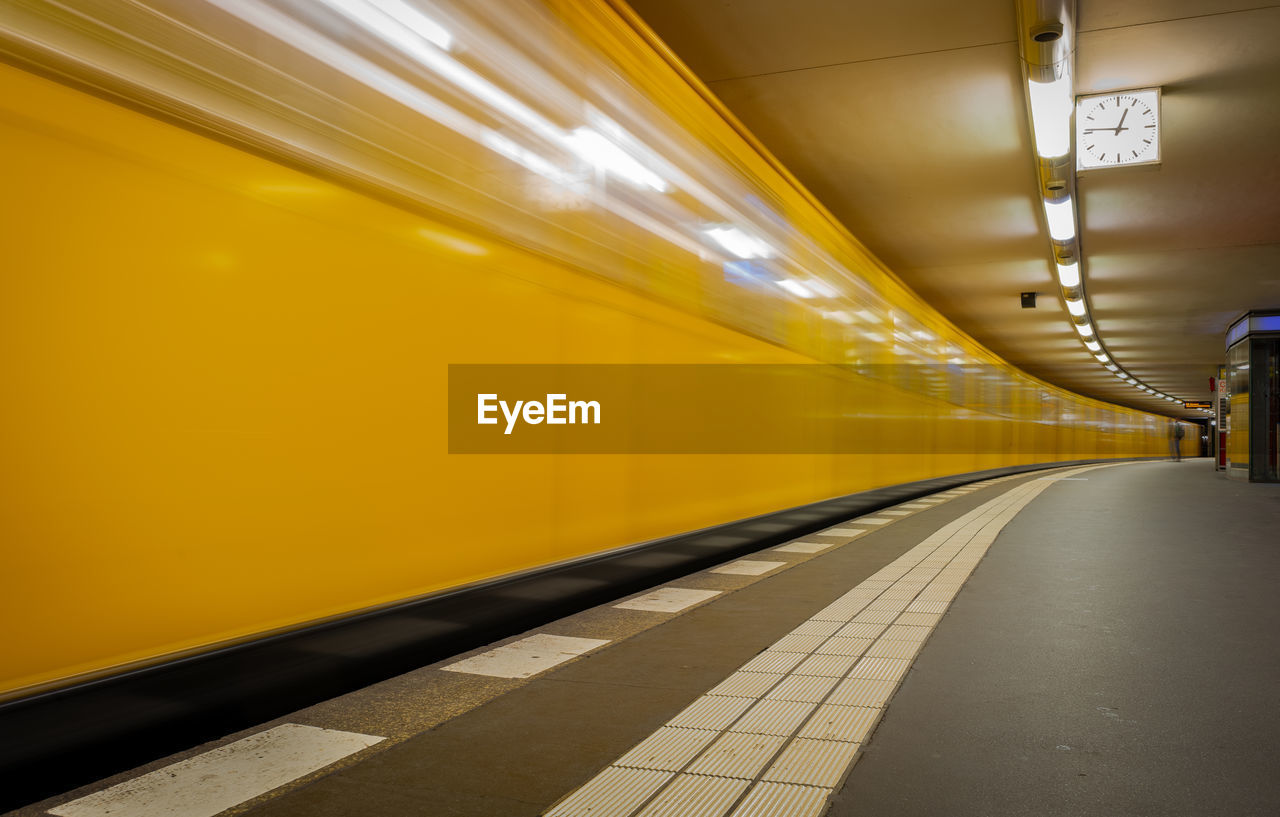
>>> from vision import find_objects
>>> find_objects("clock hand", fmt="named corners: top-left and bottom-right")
top-left (1111, 107), bottom-right (1129, 134)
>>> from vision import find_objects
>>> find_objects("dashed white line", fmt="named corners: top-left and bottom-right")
top-left (616, 588), bottom-right (722, 613)
top-left (48, 724), bottom-right (384, 817)
top-left (442, 633), bottom-right (609, 679)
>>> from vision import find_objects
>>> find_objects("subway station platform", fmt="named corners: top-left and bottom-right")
top-left (11, 459), bottom-right (1280, 817)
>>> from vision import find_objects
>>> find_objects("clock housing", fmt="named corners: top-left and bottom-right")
top-left (1075, 88), bottom-right (1161, 171)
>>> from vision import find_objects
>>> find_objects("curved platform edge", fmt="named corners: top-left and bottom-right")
top-left (0, 456), bottom-right (1156, 811)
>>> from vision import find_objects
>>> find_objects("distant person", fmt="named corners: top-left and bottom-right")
top-left (1169, 422), bottom-right (1184, 461)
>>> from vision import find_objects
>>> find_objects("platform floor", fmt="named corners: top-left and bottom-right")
top-left (12, 459), bottom-right (1280, 817)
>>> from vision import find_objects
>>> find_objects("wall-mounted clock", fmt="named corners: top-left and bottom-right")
top-left (1075, 88), bottom-right (1161, 170)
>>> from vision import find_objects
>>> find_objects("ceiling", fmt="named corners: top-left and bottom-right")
top-left (626, 0), bottom-right (1280, 417)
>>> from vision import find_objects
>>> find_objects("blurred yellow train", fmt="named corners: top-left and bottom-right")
top-left (0, 0), bottom-right (1186, 703)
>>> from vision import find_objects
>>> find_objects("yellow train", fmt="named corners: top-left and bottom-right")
top-left (0, 0), bottom-right (1184, 711)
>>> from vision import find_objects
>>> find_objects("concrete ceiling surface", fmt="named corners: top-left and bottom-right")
top-left (627, 0), bottom-right (1280, 416)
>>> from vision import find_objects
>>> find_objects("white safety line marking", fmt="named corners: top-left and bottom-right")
top-left (48, 724), bottom-right (384, 817)
top-left (441, 633), bottom-right (609, 679)
top-left (879, 510), bottom-right (910, 516)
top-left (773, 541), bottom-right (834, 553)
top-left (543, 463), bottom-right (1123, 817)
top-left (818, 527), bottom-right (864, 536)
top-left (856, 517), bottom-right (893, 524)
top-left (615, 587), bottom-right (722, 613)
top-left (712, 560), bottom-right (786, 576)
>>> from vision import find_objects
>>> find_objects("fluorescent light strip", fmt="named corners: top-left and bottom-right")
top-left (1056, 262), bottom-right (1080, 288)
top-left (1027, 77), bottom-right (1072, 158)
top-left (1065, 298), bottom-right (1086, 317)
top-left (1043, 198), bottom-right (1075, 241)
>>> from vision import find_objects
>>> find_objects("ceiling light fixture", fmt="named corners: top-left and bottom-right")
top-left (1056, 262), bottom-right (1080, 288)
top-left (1028, 76), bottom-right (1073, 158)
top-left (1043, 198), bottom-right (1076, 241)
top-left (1017, 0), bottom-right (1185, 415)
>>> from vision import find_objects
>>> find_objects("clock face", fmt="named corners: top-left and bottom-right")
top-left (1076, 88), bottom-right (1161, 170)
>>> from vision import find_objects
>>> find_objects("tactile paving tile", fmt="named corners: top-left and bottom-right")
top-left (849, 609), bottom-right (898, 624)
top-left (913, 589), bottom-right (958, 604)
top-left (684, 732), bottom-right (788, 779)
top-left (614, 727), bottom-right (721, 772)
top-left (856, 517), bottom-right (893, 525)
top-left (667, 696), bottom-right (754, 731)
top-left (707, 672), bottom-right (785, 699)
top-left (729, 699), bottom-right (818, 736)
top-left (763, 675), bottom-right (839, 703)
top-left (879, 624), bottom-right (932, 642)
top-left (817, 527), bottom-right (864, 536)
top-left (761, 738), bottom-right (861, 788)
top-left (864, 640), bottom-right (922, 660)
top-left (866, 599), bottom-right (909, 612)
top-left (834, 622), bottom-right (887, 639)
top-left (841, 586), bottom-right (886, 600)
top-left (728, 781), bottom-right (831, 817)
top-left (712, 560), bottom-right (786, 576)
top-left (797, 704), bottom-right (881, 742)
top-left (545, 767), bottom-right (673, 817)
top-left (866, 568), bottom-right (909, 582)
top-left (905, 600), bottom-right (950, 614)
top-left (893, 612), bottom-right (941, 627)
top-left (813, 636), bottom-right (873, 657)
top-left (770, 634), bottom-right (828, 654)
top-left (773, 542), bottom-right (834, 554)
top-left (846, 656), bottom-right (911, 682)
top-left (825, 677), bottom-right (898, 708)
top-left (903, 568), bottom-right (940, 581)
top-left (880, 583), bottom-right (925, 597)
top-left (809, 603), bottom-right (865, 622)
top-left (788, 620), bottom-right (843, 637)
top-left (879, 510), bottom-right (910, 516)
top-left (791, 653), bottom-right (859, 677)
top-left (634, 773), bottom-right (749, 817)
top-left (739, 651), bottom-right (806, 674)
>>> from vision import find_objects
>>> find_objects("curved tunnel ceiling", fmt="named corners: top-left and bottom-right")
top-left (626, 0), bottom-right (1280, 418)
